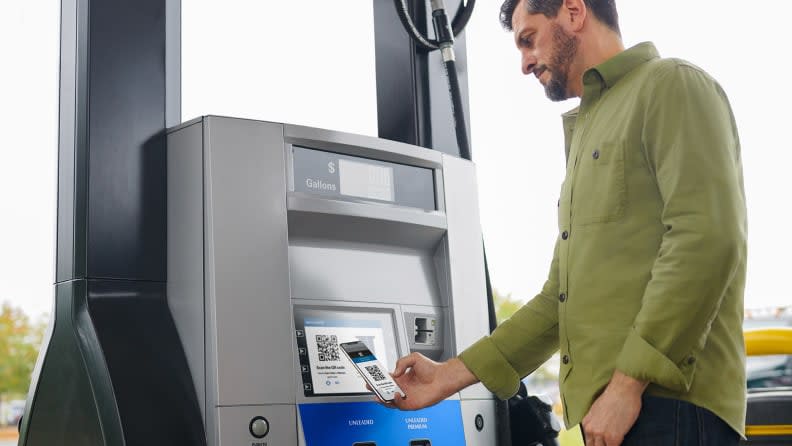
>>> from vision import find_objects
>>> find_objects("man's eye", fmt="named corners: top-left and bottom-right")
top-left (520, 37), bottom-right (533, 48)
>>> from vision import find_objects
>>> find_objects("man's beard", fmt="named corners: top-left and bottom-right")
top-left (544, 23), bottom-right (579, 102)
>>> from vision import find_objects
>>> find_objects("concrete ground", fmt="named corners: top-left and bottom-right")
top-left (0, 427), bottom-right (17, 446)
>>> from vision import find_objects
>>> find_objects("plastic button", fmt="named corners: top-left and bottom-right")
top-left (249, 416), bottom-right (269, 438)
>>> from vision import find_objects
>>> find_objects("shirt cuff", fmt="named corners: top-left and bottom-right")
top-left (458, 336), bottom-right (521, 400)
top-left (615, 328), bottom-right (697, 393)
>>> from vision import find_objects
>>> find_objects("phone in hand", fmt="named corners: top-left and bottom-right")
top-left (339, 340), bottom-right (407, 403)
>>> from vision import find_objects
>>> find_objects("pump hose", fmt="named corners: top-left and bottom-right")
top-left (442, 58), bottom-right (472, 161)
top-left (394, 0), bottom-right (476, 52)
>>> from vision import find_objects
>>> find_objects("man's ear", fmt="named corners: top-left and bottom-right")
top-left (562, 0), bottom-right (587, 32)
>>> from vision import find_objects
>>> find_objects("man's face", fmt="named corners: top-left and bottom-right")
top-left (512, 3), bottom-right (579, 101)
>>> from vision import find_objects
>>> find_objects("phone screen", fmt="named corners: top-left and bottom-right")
top-left (340, 341), bottom-right (406, 402)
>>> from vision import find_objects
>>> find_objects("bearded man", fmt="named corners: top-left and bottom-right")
top-left (387, 1), bottom-right (747, 445)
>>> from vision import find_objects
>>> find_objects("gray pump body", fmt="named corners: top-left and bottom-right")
top-left (167, 116), bottom-right (496, 446)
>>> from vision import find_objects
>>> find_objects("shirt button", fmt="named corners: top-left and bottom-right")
top-left (562, 355), bottom-right (570, 364)
top-left (561, 231), bottom-right (569, 240)
top-left (559, 293), bottom-right (567, 303)
top-left (592, 149), bottom-right (600, 160)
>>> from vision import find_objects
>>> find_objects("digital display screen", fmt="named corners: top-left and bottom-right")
top-left (291, 146), bottom-right (437, 211)
top-left (338, 159), bottom-right (395, 202)
top-left (303, 319), bottom-right (387, 395)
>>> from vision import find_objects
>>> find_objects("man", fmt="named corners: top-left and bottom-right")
top-left (387, 1), bottom-right (747, 445)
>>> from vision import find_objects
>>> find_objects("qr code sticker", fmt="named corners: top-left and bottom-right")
top-left (315, 334), bottom-right (340, 361)
top-left (364, 365), bottom-right (387, 382)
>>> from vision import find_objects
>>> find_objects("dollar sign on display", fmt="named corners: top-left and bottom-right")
top-left (328, 161), bottom-right (336, 174)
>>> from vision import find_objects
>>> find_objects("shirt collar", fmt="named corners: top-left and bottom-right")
top-left (584, 41), bottom-right (660, 90)
top-left (560, 43), bottom-right (659, 163)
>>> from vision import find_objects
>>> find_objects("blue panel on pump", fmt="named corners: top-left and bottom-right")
top-left (299, 400), bottom-right (466, 446)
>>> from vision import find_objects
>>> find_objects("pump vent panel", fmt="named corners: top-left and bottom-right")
top-left (288, 238), bottom-right (443, 307)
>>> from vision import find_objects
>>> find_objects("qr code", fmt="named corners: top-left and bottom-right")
top-left (315, 334), bottom-right (339, 361)
top-left (364, 365), bottom-right (387, 382)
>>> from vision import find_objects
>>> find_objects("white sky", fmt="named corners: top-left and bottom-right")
top-left (0, 1), bottom-right (790, 318)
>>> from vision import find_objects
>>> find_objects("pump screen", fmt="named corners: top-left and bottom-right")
top-left (338, 159), bottom-right (394, 202)
top-left (291, 146), bottom-right (437, 211)
top-left (303, 318), bottom-right (388, 395)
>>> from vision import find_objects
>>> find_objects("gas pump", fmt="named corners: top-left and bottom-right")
top-left (16, 1), bottom-right (561, 445)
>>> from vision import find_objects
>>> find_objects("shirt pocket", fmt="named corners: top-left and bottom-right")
top-left (572, 141), bottom-right (626, 225)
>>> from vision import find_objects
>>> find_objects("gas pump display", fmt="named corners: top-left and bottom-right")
top-left (338, 158), bottom-right (395, 202)
top-left (294, 307), bottom-right (399, 397)
top-left (304, 318), bottom-right (387, 395)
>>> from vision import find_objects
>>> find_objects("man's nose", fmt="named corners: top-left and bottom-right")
top-left (522, 54), bottom-right (537, 75)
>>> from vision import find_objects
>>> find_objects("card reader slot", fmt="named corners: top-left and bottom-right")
top-left (414, 317), bottom-right (436, 345)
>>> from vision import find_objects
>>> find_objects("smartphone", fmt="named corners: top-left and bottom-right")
top-left (339, 341), bottom-right (406, 402)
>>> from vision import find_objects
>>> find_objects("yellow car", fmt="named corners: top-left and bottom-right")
top-left (743, 328), bottom-right (792, 445)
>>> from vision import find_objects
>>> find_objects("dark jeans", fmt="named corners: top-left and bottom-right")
top-left (583, 395), bottom-right (740, 446)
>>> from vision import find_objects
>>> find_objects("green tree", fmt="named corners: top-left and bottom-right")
top-left (493, 288), bottom-right (525, 325)
top-left (0, 302), bottom-right (46, 398)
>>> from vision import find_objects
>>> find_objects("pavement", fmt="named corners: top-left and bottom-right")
top-left (0, 427), bottom-right (17, 446)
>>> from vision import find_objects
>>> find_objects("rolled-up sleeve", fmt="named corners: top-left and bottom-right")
top-left (460, 239), bottom-right (561, 399)
top-left (615, 64), bottom-right (747, 391)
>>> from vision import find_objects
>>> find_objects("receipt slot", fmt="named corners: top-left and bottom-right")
top-left (167, 116), bottom-right (496, 445)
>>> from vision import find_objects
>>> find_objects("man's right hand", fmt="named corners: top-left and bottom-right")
top-left (388, 353), bottom-right (479, 411)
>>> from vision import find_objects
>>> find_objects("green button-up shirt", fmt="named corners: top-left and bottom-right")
top-left (459, 42), bottom-right (747, 435)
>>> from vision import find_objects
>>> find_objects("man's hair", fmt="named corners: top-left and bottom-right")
top-left (500, 0), bottom-right (620, 34)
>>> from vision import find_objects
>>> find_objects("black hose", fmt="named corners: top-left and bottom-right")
top-left (395, 0), bottom-right (438, 50)
top-left (442, 59), bottom-right (471, 161)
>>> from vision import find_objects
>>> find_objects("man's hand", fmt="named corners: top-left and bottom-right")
top-left (385, 353), bottom-right (478, 411)
top-left (581, 370), bottom-right (648, 446)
